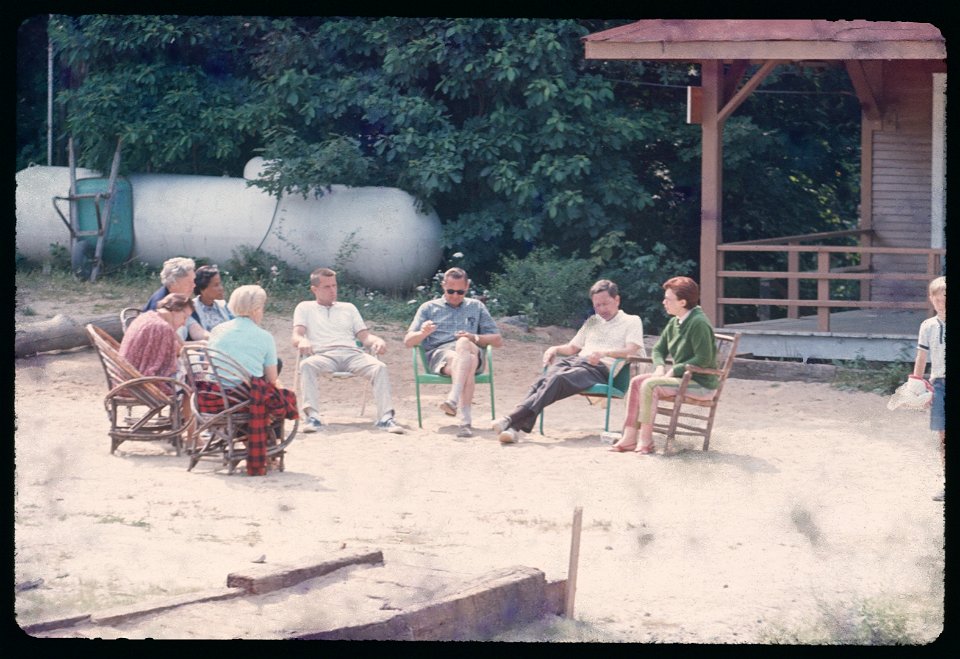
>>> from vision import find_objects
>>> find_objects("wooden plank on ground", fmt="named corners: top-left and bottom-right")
top-left (90, 587), bottom-right (246, 626)
top-left (21, 614), bottom-right (92, 635)
top-left (226, 549), bottom-right (384, 594)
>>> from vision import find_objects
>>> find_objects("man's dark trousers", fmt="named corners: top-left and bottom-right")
top-left (506, 356), bottom-right (608, 433)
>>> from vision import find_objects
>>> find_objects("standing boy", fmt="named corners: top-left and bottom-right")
top-left (913, 276), bottom-right (946, 501)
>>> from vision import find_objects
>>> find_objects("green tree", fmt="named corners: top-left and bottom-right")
top-left (28, 15), bottom-right (862, 315)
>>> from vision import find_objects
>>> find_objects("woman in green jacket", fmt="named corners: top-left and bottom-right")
top-left (609, 276), bottom-right (718, 454)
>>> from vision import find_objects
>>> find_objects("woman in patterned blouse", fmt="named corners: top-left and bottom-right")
top-left (120, 293), bottom-right (195, 378)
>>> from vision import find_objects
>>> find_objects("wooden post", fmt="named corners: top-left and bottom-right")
top-left (564, 506), bottom-right (583, 618)
top-left (787, 241), bottom-right (800, 319)
top-left (817, 251), bottom-right (831, 332)
top-left (699, 60), bottom-right (723, 326)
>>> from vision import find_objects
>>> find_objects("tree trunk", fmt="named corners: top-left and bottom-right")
top-left (15, 313), bottom-right (123, 358)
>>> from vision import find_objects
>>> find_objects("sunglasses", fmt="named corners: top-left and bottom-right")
top-left (445, 289), bottom-right (467, 295)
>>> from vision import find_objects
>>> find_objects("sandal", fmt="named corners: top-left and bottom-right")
top-left (635, 444), bottom-right (655, 454)
top-left (608, 443), bottom-right (637, 452)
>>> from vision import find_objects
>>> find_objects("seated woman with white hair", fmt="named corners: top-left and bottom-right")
top-left (207, 285), bottom-right (281, 385)
top-left (143, 256), bottom-right (205, 341)
top-left (205, 285), bottom-right (297, 476)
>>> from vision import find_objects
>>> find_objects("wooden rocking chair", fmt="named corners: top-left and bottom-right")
top-left (646, 332), bottom-right (740, 452)
top-left (85, 324), bottom-right (191, 455)
top-left (180, 345), bottom-right (298, 474)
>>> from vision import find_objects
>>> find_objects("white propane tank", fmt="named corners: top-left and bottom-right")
top-left (16, 161), bottom-right (444, 290)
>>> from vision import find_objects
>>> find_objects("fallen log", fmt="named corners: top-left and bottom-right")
top-left (15, 313), bottom-right (123, 358)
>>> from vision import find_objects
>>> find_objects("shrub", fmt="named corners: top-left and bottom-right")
top-left (488, 247), bottom-right (597, 327)
top-left (590, 233), bottom-right (697, 333)
top-left (832, 349), bottom-right (914, 395)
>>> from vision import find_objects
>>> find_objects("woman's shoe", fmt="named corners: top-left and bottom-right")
top-left (608, 443), bottom-right (637, 452)
top-left (635, 444), bottom-right (655, 454)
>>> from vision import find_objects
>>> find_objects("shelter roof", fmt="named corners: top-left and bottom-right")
top-left (583, 20), bottom-right (946, 61)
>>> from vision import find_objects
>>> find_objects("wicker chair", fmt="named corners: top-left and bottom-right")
top-left (85, 324), bottom-right (191, 455)
top-left (120, 307), bottom-right (141, 334)
top-left (181, 345), bottom-right (297, 474)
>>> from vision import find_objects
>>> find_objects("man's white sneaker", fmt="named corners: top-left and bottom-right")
top-left (376, 417), bottom-right (405, 434)
top-left (498, 427), bottom-right (518, 444)
top-left (491, 417), bottom-right (511, 434)
top-left (301, 416), bottom-right (324, 433)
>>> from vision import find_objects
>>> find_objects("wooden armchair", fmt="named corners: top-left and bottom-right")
top-left (85, 324), bottom-right (191, 455)
top-left (181, 345), bottom-right (297, 474)
top-left (644, 332), bottom-right (740, 452)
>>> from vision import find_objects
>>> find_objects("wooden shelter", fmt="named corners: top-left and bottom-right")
top-left (584, 20), bottom-right (946, 361)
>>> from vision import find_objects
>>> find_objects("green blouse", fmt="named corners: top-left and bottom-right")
top-left (652, 306), bottom-right (718, 389)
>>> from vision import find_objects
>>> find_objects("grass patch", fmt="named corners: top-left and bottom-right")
top-left (831, 353), bottom-right (913, 396)
top-left (492, 615), bottom-right (635, 642)
top-left (15, 253), bottom-right (431, 326)
top-left (760, 597), bottom-right (930, 645)
top-left (94, 514), bottom-right (151, 529)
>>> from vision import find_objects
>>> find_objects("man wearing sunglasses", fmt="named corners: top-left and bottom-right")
top-left (492, 279), bottom-right (645, 444)
top-left (405, 267), bottom-right (503, 437)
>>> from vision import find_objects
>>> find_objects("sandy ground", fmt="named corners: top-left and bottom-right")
top-left (13, 299), bottom-right (945, 642)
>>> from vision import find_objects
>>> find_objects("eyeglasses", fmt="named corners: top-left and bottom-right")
top-left (445, 289), bottom-right (467, 295)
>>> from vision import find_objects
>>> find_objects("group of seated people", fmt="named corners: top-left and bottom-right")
top-left (118, 255), bottom-right (721, 465)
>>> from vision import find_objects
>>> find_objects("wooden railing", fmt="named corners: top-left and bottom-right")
top-left (716, 229), bottom-right (944, 331)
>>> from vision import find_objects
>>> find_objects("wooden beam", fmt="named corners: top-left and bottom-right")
top-left (717, 270), bottom-right (932, 281)
top-left (722, 60), bottom-right (749, 106)
top-left (844, 60), bottom-right (882, 122)
top-left (718, 59), bottom-right (785, 124)
top-left (717, 297), bottom-right (930, 310)
top-left (718, 244), bottom-right (945, 255)
top-left (583, 40), bottom-right (946, 62)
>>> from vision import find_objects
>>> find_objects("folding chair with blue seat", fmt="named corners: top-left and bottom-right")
top-left (413, 344), bottom-right (496, 428)
top-left (538, 358), bottom-right (631, 434)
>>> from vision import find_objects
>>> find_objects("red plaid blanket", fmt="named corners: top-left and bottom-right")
top-left (196, 377), bottom-right (298, 476)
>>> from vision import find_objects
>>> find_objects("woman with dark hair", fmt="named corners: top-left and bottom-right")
top-left (609, 276), bottom-right (718, 455)
top-left (191, 264), bottom-right (234, 338)
top-left (120, 293), bottom-right (195, 379)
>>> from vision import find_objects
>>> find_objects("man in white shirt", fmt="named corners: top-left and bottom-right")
top-left (493, 279), bottom-right (645, 443)
top-left (292, 267), bottom-right (404, 434)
